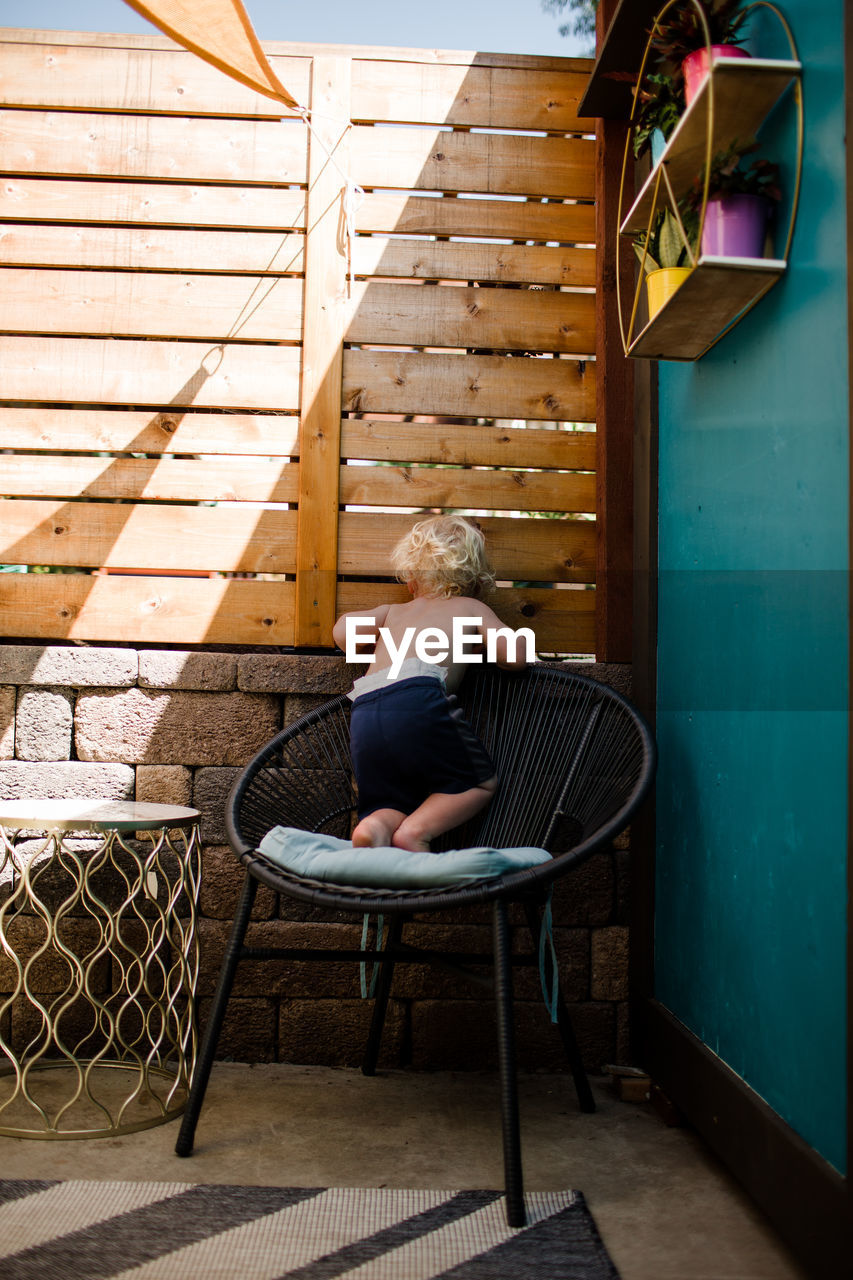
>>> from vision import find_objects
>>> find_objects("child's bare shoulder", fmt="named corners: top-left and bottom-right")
top-left (442, 595), bottom-right (505, 626)
top-left (443, 595), bottom-right (485, 615)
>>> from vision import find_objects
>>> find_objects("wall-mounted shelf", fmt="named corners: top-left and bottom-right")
top-left (620, 57), bottom-right (801, 235)
top-left (625, 255), bottom-right (786, 359)
top-left (579, 0), bottom-right (662, 119)
top-left (616, 4), bottom-right (803, 362)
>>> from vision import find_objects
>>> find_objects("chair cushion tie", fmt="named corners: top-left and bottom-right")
top-left (538, 892), bottom-right (559, 1023)
top-left (360, 913), bottom-right (385, 998)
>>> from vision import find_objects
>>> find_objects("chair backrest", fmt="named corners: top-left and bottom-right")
top-left (437, 663), bottom-right (653, 855)
top-left (228, 665), bottom-right (655, 872)
top-left (228, 693), bottom-right (355, 854)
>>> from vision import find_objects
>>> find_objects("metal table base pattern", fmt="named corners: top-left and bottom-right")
top-left (0, 801), bottom-right (201, 1139)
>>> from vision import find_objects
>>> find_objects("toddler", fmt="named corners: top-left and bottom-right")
top-left (333, 515), bottom-right (531, 852)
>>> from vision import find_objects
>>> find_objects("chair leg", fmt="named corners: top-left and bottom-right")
top-left (362, 915), bottom-right (404, 1077)
top-left (493, 899), bottom-right (525, 1228)
top-left (523, 899), bottom-right (595, 1115)
top-left (175, 871), bottom-right (258, 1157)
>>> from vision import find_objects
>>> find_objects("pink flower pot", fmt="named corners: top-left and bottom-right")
top-left (683, 44), bottom-right (750, 105)
top-left (702, 194), bottom-right (771, 259)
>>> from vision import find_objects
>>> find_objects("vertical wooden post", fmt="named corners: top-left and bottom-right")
top-left (594, 0), bottom-right (635, 662)
top-left (845, 0), bottom-right (853, 1197)
top-left (295, 56), bottom-right (351, 647)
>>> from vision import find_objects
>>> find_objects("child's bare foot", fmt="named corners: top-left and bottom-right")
top-left (352, 809), bottom-right (405, 848)
top-left (352, 819), bottom-right (390, 847)
top-left (391, 831), bottom-right (431, 853)
top-left (389, 781), bottom-right (497, 854)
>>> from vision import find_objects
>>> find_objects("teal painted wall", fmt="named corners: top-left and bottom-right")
top-left (654, 0), bottom-right (848, 1172)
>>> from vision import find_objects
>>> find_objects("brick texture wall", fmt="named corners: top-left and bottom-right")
top-left (0, 644), bottom-right (632, 1072)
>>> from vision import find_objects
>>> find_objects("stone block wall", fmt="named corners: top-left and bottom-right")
top-left (0, 644), bottom-right (633, 1073)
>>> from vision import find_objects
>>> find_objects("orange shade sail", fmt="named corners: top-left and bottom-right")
top-left (123, 0), bottom-right (301, 110)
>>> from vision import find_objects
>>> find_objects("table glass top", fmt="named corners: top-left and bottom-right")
top-left (0, 800), bottom-right (201, 832)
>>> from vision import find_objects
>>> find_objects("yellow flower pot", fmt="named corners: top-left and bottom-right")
top-left (646, 266), bottom-right (692, 319)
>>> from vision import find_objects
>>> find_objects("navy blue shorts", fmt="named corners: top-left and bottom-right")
top-left (349, 676), bottom-right (496, 819)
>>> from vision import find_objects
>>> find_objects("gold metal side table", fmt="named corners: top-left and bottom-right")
top-left (0, 800), bottom-right (201, 1139)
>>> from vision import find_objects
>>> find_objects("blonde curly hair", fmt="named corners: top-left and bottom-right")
top-left (391, 515), bottom-right (495, 599)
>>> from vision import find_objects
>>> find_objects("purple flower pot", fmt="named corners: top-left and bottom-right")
top-left (702, 194), bottom-right (771, 259)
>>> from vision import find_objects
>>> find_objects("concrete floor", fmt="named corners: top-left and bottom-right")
top-left (1, 1064), bottom-right (809, 1280)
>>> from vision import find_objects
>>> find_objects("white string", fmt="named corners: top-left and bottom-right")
top-left (342, 178), bottom-right (365, 295)
top-left (293, 104), bottom-right (365, 297)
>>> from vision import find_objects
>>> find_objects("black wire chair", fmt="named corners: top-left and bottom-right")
top-left (176, 663), bottom-right (656, 1226)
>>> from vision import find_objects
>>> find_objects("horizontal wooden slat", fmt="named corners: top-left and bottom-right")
top-left (490, 586), bottom-right (596, 653)
top-left (3, 450), bottom-right (591, 511)
top-left (0, 409), bottom-right (595, 467)
top-left (339, 464), bottom-right (595, 513)
top-left (0, 43), bottom-right (310, 117)
top-left (0, 30), bottom-right (592, 73)
top-left (0, 337), bottom-right (302, 410)
top-left (0, 179), bottom-right (592, 244)
top-left (347, 281), bottom-right (595, 354)
top-left (3, 340), bottom-right (591, 424)
top-left (0, 499), bottom-right (297, 572)
top-left (350, 62), bottom-right (594, 131)
top-left (357, 193), bottom-right (595, 243)
top-left (335, 582), bottom-right (596, 653)
top-left (338, 512), bottom-right (595, 582)
top-left (0, 224), bottom-right (305, 274)
top-left (0, 270), bottom-right (592, 354)
top-left (0, 178), bottom-right (307, 230)
top-left (0, 408), bottom-right (300, 456)
top-left (341, 419), bottom-right (596, 468)
top-left (351, 127), bottom-right (595, 199)
top-left (0, 567), bottom-right (593, 651)
top-left (1, 456), bottom-right (298, 503)
top-left (343, 350), bottom-right (595, 422)
top-left (0, 43), bottom-right (593, 133)
top-left (353, 237), bottom-right (594, 287)
top-left (0, 269), bottom-right (304, 342)
top-left (1, 110), bottom-right (307, 185)
top-left (0, 572), bottom-right (297, 645)
top-left (1, 506), bottom-right (594, 609)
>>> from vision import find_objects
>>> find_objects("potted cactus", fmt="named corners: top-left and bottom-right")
top-left (651, 0), bottom-right (750, 104)
top-left (634, 207), bottom-right (697, 318)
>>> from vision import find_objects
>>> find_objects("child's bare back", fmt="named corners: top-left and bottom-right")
top-left (335, 592), bottom-right (527, 693)
top-left (332, 515), bottom-right (533, 851)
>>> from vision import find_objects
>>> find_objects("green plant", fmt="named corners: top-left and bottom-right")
top-left (685, 140), bottom-right (782, 210)
top-left (632, 71), bottom-right (685, 159)
top-left (541, 0), bottom-right (599, 53)
top-left (651, 0), bottom-right (749, 66)
top-left (634, 208), bottom-right (697, 273)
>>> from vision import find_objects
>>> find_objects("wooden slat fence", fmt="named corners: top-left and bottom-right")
top-left (0, 28), bottom-right (597, 653)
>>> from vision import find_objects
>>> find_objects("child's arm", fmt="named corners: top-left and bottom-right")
top-left (474, 602), bottom-right (535, 671)
top-left (332, 604), bottom-right (391, 655)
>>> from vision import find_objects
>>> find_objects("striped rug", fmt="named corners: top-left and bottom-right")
top-left (0, 1180), bottom-right (620, 1279)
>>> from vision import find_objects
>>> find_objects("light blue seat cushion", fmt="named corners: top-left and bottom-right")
top-left (257, 826), bottom-right (551, 888)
